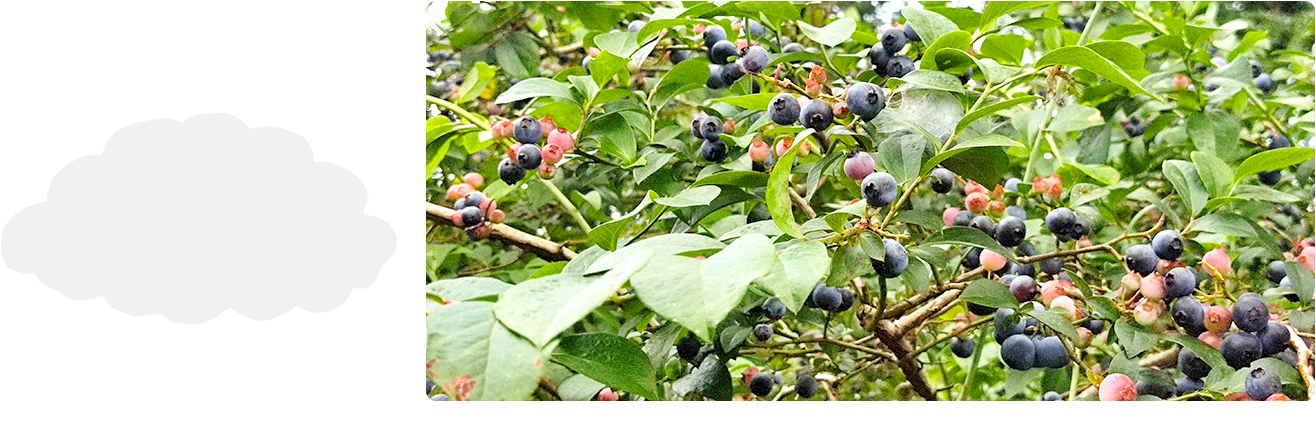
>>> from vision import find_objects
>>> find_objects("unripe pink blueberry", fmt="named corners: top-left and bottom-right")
top-left (964, 192), bottom-right (989, 213)
top-left (843, 151), bottom-right (876, 181)
top-left (489, 209), bottom-right (506, 224)
top-left (1139, 273), bottom-right (1166, 300)
top-left (1050, 295), bottom-right (1080, 319)
top-left (463, 173), bottom-right (484, 189)
top-left (596, 388), bottom-right (619, 401)
top-left (1040, 280), bottom-right (1071, 306)
top-left (1204, 306), bottom-right (1232, 333)
top-left (547, 128), bottom-right (575, 152)
top-left (1121, 272), bottom-right (1141, 291)
top-left (979, 250), bottom-right (1008, 272)
top-left (1198, 331), bottom-right (1222, 350)
top-left (541, 143), bottom-right (565, 164)
top-left (942, 207), bottom-right (961, 227)
top-left (446, 183), bottom-right (474, 201)
top-left (449, 211), bottom-right (464, 226)
top-left (1202, 247), bottom-right (1232, 275)
top-left (539, 117), bottom-right (556, 138)
top-left (987, 200), bottom-right (1005, 217)
top-left (538, 163), bottom-right (557, 179)
top-left (1075, 327), bottom-right (1094, 348)
top-left (1298, 246), bottom-right (1315, 272)
top-left (1132, 299), bottom-right (1162, 326)
top-left (748, 139), bottom-right (771, 162)
top-left (1099, 373), bottom-right (1138, 401)
top-left (963, 180), bottom-right (988, 196)
top-left (775, 138), bottom-right (794, 157)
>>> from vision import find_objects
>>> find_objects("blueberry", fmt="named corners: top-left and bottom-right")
top-left (1042, 391), bottom-right (1061, 401)
top-left (1124, 117), bottom-right (1145, 137)
top-left (798, 98), bottom-right (834, 131)
top-left (872, 238), bottom-right (909, 278)
top-left (1000, 334), bottom-right (1036, 370)
top-left (1280, 276), bottom-right (1291, 287)
top-left (1247, 59), bottom-right (1265, 77)
top-left (930, 168), bottom-right (955, 193)
top-left (1221, 332), bottom-right (1264, 369)
top-left (845, 82), bottom-right (886, 121)
top-left (1257, 321), bottom-right (1291, 355)
top-left (1005, 206), bottom-right (1027, 221)
top-left (670, 49), bottom-right (690, 64)
top-left (753, 324), bottom-right (774, 342)
top-left (1164, 267), bottom-right (1197, 299)
top-left (1231, 294), bottom-right (1269, 332)
top-left (720, 61), bottom-right (746, 83)
top-left (1009, 262), bottom-right (1035, 277)
top-left (903, 24), bottom-right (920, 42)
top-left (783, 43), bottom-right (804, 53)
top-left (1009, 275), bottom-right (1037, 303)
top-left (768, 93), bottom-right (801, 126)
top-left (627, 20), bottom-right (646, 33)
top-left (498, 158), bottom-right (526, 185)
top-left (700, 138), bottom-right (728, 162)
top-left (833, 288), bottom-right (855, 312)
top-left (886, 56), bottom-right (915, 78)
top-left (1263, 261), bottom-right (1284, 285)
top-left (433, 394), bottom-right (451, 401)
top-left (1259, 170), bottom-right (1281, 186)
top-left (1033, 336), bottom-right (1070, 369)
top-left (861, 172), bottom-right (899, 208)
top-left (459, 206), bottom-right (484, 227)
top-left (677, 334), bottom-right (701, 364)
top-left (1044, 207), bottom-right (1076, 237)
top-left (1069, 215), bottom-right (1090, 238)
top-left (427, 80), bottom-right (451, 98)
top-left (969, 215), bottom-right (997, 237)
top-left (762, 298), bottom-right (786, 322)
top-left (951, 210), bottom-right (975, 227)
top-left (1136, 376), bottom-right (1175, 399)
top-left (1171, 296), bottom-right (1206, 336)
top-left (746, 19), bottom-right (766, 37)
top-left (968, 302), bottom-right (997, 316)
top-left (703, 25), bottom-right (727, 48)
top-left (804, 282), bottom-right (824, 309)
top-left (583, 56), bottom-right (593, 74)
top-left (1003, 177), bottom-right (1021, 193)
top-left (999, 274), bottom-right (1016, 286)
top-left (463, 192), bottom-right (485, 207)
top-left (810, 284), bottom-right (842, 311)
top-left (964, 247), bottom-right (983, 270)
top-left (740, 46), bottom-right (769, 74)
top-left (426, 378), bottom-right (436, 395)
top-left (512, 116), bottom-right (542, 144)
top-left (695, 115), bottom-right (723, 140)
top-left (881, 27), bottom-right (907, 53)
top-left (774, 371), bottom-right (783, 384)
top-left (1123, 244), bottom-right (1158, 276)
top-left (452, 198), bottom-right (467, 210)
top-left (1245, 368), bottom-right (1282, 401)
top-left (951, 336), bottom-right (975, 358)
top-left (868, 45), bottom-right (891, 75)
top-left (749, 372), bottom-right (774, 397)
top-left (843, 150), bottom-right (876, 181)
top-left (706, 64), bottom-right (728, 88)
top-left (1175, 376), bottom-right (1204, 396)
top-left (1255, 73), bottom-right (1274, 93)
top-left (1017, 241), bottom-right (1038, 257)
top-left (516, 144), bottom-right (542, 170)
top-left (994, 309), bottom-right (1026, 344)
top-left (958, 69), bottom-right (973, 84)
top-left (1039, 258), bottom-right (1064, 276)
top-left (1084, 319), bottom-right (1105, 334)
top-left (1269, 134), bottom-right (1292, 149)
top-left (795, 374), bottom-right (818, 399)
top-left (1151, 230), bottom-right (1184, 260)
top-left (1178, 347), bottom-right (1212, 379)
top-left (708, 40), bottom-right (737, 64)
top-left (990, 216), bottom-right (1025, 248)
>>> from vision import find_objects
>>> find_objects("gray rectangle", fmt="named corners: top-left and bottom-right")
top-left (2, 113), bottom-right (397, 323)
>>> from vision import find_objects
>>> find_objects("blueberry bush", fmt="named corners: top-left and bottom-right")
top-left (425, 1), bottom-right (1316, 401)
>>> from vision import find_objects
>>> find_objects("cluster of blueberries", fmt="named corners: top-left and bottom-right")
top-left (492, 115), bottom-right (575, 185)
top-left (745, 297), bottom-right (819, 400)
top-left (442, 173), bottom-right (505, 240)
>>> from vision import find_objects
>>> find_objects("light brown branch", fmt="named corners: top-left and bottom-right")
top-left (427, 202), bottom-right (577, 262)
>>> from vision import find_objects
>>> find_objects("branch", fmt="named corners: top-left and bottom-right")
top-left (871, 319), bottom-right (939, 400)
top-left (427, 202), bottom-right (577, 262)
top-left (788, 188), bottom-right (817, 219)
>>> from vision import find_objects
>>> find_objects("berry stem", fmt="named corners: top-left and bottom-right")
top-left (425, 95), bottom-right (491, 130)
top-left (537, 177), bottom-right (593, 233)
top-left (956, 326), bottom-right (990, 400)
top-left (1075, 2), bottom-right (1105, 47)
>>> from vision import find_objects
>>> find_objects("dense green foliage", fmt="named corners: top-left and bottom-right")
top-left (425, 1), bottom-right (1315, 401)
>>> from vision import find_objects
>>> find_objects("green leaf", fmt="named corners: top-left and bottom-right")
top-left (754, 240), bottom-right (830, 313)
top-left (428, 301), bottom-right (547, 401)
top-left (1085, 41), bottom-right (1149, 80)
top-left (956, 96), bottom-right (1039, 134)
top-left (920, 31), bottom-right (973, 71)
top-left (427, 277), bottom-right (511, 302)
top-left (795, 17), bottom-right (856, 47)
top-left (1286, 262), bottom-right (1315, 304)
top-left (766, 131), bottom-right (809, 238)
top-left (980, 34), bottom-right (1026, 65)
top-left (904, 6), bottom-right (960, 45)
top-left (671, 356), bottom-right (732, 400)
top-left (1162, 159), bottom-right (1208, 216)
top-left (978, 1), bottom-right (1058, 31)
top-left (1088, 297), bottom-right (1120, 320)
top-left (1004, 368), bottom-right (1045, 398)
top-left (455, 62), bottom-right (497, 104)
top-left (960, 278), bottom-right (1017, 309)
top-left (494, 253), bottom-right (653, 347)
top-left (922, 134), bottom-right (1024, 175)
top-left (939, 145), bottom-right (1010, 187)
top-left (1113, 319), bottom-right (1156, 357)
top-left (1044, 104), bottom-right (1102, 132)
top-left (709, 93), bottom-right (777, 111)
top-left (692, 171), bottom-right (768, 188)
top-left (557, 374), bottom-right (606, 401)
top-left (494, 77), bottom-right (576, 104)
top-left (586, 234), bottom-right (726, 274)
top-left (892, 69), bottom-right (967, 94)
top-left (923, 226), bottom-right (1017, 262)
top-left (1035, 46), bottom-right (1159, 101)
top-left (588, 112), bottom-right (638, 163)
top-left (1190, 152), bottom-right (1233, 199)
top-left (553, 333), bottom-right (662, 401)
top-left (588, 192), bottom-right (655, 251)
top-left (630, 235), bottom-right (776, 341)
top-left (1229, 31), bottom-right (1268, 61)
top-left (827, 243), bottom-right (870, 286)
top-left (1233, 147), bottom-right (1316, 184)
top-left (1024, 309), bottom-right (1080, 341)
top-left (655, 185), bottom-right (721, 207)
top-left (652, 59), bottom-right (711, 108)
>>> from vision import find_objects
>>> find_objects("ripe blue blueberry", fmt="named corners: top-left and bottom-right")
top-left (1266, 260), bottom-right (1288, 284)
top-left (583, 56), bottom-right (592, 74)
top-left (1069, 215), bottom-right (1090, 238)
top-left (1044, 208), bottom-right (1076, 237)
top-left (753, 324), bottom-right (773, 342)
top-left (1221, 332), bottom-right (1264, 369)
top-left (464, 192), bottom-right (485, 207)
top-left (513, 116), bottom-right (542, 144)
top-left (706, 64), bottom-right (728, 88)
top-left (1255, 73), bottom-right (1274, 93)
top-left (969, 215), bottom-right (997, 237)
top-left (804, 282), bottom-right (825, 309)
top-left (427, 378), bottom-right (436, 395)
top-left (1178, 347), bottom-right (1211, 379)
top-left (498, 158), bottom-right (526, 185)
top-left (708, 39), bottom-right (737, 64)
top-left (740, 46), bottom-right (769, 74)
top-left (1151, 229), bottom-right (1184, 260)
top-left (1124, 244), bottom-right (1158, 276)
top-left (1244, 368), bottom-right (1281, 400)
top-left (1017, 242), bottom-right (1037, 257)
top-left (695, 115), bottom-right (723, 140)
top-left (1124, 116), bottom-right (1144, 137)
top-left (1005, 206), bottom-right (1027, 221)
top-left (1042, 391), bottom-right (1061, 401)
top-left (749, 372), bottom-right (774, 397)
top-left (1000, 334), bottom-right (1037, 370)
top-left (1231, 294), bottom-right (1269, 332)
top-left (762, 297), bottom-right (786, 322)
top-left (994, 308), bottom-right (1026, 344)
top-left (720, 61), bottom-right (745, 83)
top-left (886, 56), bottom-right (915, 78)
top-left (1039, 258), bottom-right (1064, 277)
top-left (746, 19), bottom-right (766, 36)
top-left (1176, 376), bottom-right (1204, 396)
top-left (903, 24), bottom-right (920, 42)
top-left (833, 288), bottom-right (855, 312)
top-left (783, 43), bottom-right (804, 53)
top-left (1084, 319), bottom-right (1104, 334)
top-left (1170, 296), bottom-right (1206, 336)
top-left (930, 168), bottom-right (955, 193)
top-left (1259, 169), bottom-right (1281, 185)
top-left (627, 20), bottom-right (645, 33)
top-left (774, 371), bottom-right (783, 384)
top-left (670, 50), bottom-right (690, 64)
top-left (1009, 275), bottom-right (1036, 303)
top-left (795, 374), bottom-right (818, 399)
top-left (872, 238), bottom-right (909, 279)
top-left (810, 284), bottom-right (842, 311)
top-left (433, 394), bottom-right (451, 401)
top-left (951, 210), bottom-right (975, 227)
top-left (1164, 267), bottom-right (1197, 299)
top-left (845, 82), bottom-right (886, 121)
top-left (703, 25), bottom-right (727, 48)
top-left (798, 98), bottom-right (834, 131)
top-left (1250, 59), bottom-right (1263, 78)
top-left (1004, 177), bottom-right (1021, 192)
top-left (1033, 336), bottom-right (1070, 369)
top-left (768, 93), bottom-right (800, 125)
top-left (460, 206), bottom-right (484, 227)
top-left (868, 45), bottom-right (890, 75)
top-left (1257, 321), bottom-right (1291, 355)
top-left (861, 172), bottom-right (899, 208)
top-left (700, 138), bottom-right (727, 163)
top-left (995, 216), bottom-right (1026, 248)
top-left (964, 247), bottom-right (983, 270)
top-left (677, 334), bottom-right (701, 364)
top-left (881, 27), bottom-right (906, 53)
top-left (950, 336), bottom-right (974, 358)
top-left (516, 144), bottom-right (543, 170)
